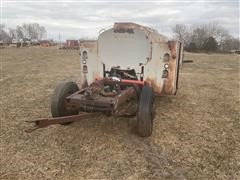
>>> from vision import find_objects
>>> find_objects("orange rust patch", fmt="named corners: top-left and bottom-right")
top-left (145, 77), bottom-right (163, 95)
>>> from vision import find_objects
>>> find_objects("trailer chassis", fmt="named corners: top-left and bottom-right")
top-left (25, 77), bottom-right (148, 134)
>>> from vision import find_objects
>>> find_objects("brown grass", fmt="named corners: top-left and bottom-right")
top-left (1, 47), bottom-right (239, 179)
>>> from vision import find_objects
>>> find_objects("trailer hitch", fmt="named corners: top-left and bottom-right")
top-left (25, 113), bottom-right (100, 133)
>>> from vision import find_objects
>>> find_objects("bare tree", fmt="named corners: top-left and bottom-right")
top-left (206, 22), bottom-right (228, 39)
top-left (190, 25), bottom-right (208, 48)
top-left (16, 25), bottom-right (24, 39)
top-left (172, 24), bottom-right (189, 42)
top-left (8, 23), bottom-right (47, 41)
top-left (0, 24), bottom-right (11, 42)
top-left (22, 23), bottom-right (30, 39)
top-left (39, 26), bottom-right (46, 40)
top-left (222, 37), bottom-right (240, 51)
top-left (173, 22), bottom-right (232, 52)
top-left (9, 28), bottom-right (17, 39)
top-left (205, 22), bottom-right (229, 50)
top-left (21, 23), bottom-right (46, 40)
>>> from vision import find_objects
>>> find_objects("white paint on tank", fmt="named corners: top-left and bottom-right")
top-left (98, 29), bottom-right (151, 72)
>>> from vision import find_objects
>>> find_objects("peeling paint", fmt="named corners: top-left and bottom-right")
top-left (80, 23), bottom-right (183, 96)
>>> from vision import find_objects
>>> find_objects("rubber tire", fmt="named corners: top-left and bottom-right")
top-left (51, 81), bottom-right (79, 125)
top-left (137, 86), bottom-right (155, 137)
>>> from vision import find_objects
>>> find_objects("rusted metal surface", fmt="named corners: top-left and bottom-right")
top-left (113, 86), bottom-right (138, 111)
top-left (26, 83), bottom-right (138, 131)
top-left (65, 78), bottom-right (139, 113)
top-left (161, 41), bottom-right (178, 95)
top-left (84, 80), bottom-right (105, 100)
top-left (25, 113), bottom-right (99, 133)
top-left (68, 96), bottom-right (114, 112)
top-left (79, 22), bottom-right (183, 96)
top-left (26, 23), bottom-right (183, 133)
top-left (121, 79), bottom-right (144, 86)
top-left (26, 78), bottom-right (139, 132)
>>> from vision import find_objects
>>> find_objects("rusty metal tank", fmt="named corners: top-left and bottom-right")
top-left (79, 22), bottom-right (183, 96)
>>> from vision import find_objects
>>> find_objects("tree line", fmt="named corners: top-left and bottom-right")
top-left (172, 22), bottom-right (239, 52)
top-left (0, 23), bottom-right (46, 42)
top-left (1, 22), bottom-right (239, 52)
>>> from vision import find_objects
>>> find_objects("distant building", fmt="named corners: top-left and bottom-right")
top-left (60, 40), bottom-right (79, 49)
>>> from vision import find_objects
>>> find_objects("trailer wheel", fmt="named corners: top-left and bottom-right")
top-left (51, 81), bottom-right (79, 125)
top-left (137, 85), bottom-right (155, 137)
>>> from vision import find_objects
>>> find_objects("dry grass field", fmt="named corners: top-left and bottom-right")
top-left (1, 47), bottom-right (239, 179)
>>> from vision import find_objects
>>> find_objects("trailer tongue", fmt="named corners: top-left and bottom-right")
top-left (25, 113), bottom-right (99, 133)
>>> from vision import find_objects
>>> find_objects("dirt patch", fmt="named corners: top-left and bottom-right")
top-left (1, 48), bottom-right (239, 179)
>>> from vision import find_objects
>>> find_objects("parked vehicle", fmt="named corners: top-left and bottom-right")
top-left (26, 23), bottom-right (184, 137)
